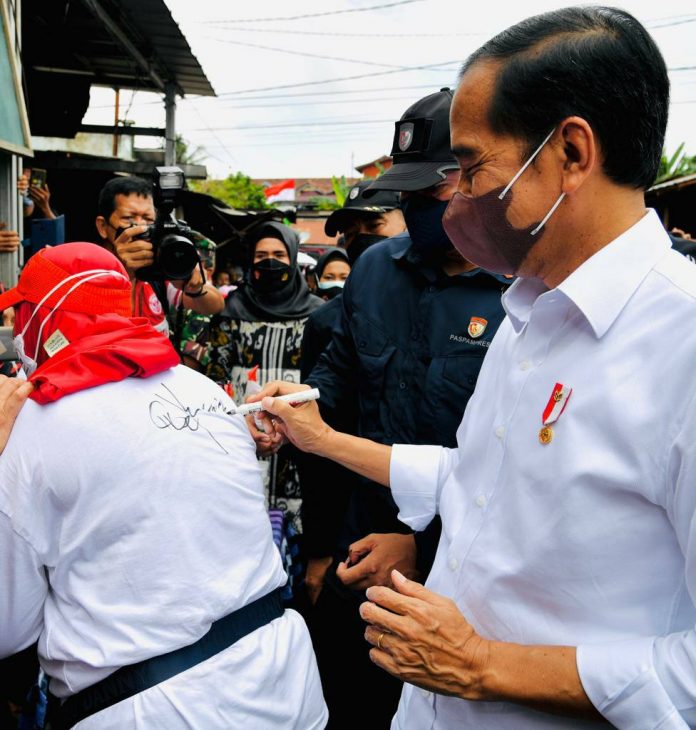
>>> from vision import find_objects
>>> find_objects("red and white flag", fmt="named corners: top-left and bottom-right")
top-left (265, 179), bottom-right (295, 204)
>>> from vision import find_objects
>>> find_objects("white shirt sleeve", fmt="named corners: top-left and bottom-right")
top-left (389, 444), bottom-right (459, 531)
top-left (576, 397), bottom-right (696, 729)
top-left (0, 511), bottom-right (47, 657)
top-left (166, 282), bottom-right (183, 309)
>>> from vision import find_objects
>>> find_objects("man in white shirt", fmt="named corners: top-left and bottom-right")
top-left (0, 243), bottom-right (326, 728)
top-left (248, 6), bottom-right (696, 729)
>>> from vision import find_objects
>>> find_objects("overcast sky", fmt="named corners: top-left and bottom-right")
top-left (83, 0), bottom-right (696, 180)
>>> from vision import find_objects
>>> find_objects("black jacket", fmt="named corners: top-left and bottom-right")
top-left (304, 233), bottom-right (509, 572)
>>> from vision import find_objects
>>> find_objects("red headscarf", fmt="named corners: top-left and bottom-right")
top-left (0, 243), bottom-right (180, 404)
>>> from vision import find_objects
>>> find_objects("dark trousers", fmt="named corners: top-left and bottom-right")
top-left (305, 567), bottom-right (403, 730)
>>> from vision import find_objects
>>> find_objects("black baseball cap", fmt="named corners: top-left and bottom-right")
top-left (325, 180), bottom-right (400, 237)
top-left (364, 88), bottom-right (459, 196)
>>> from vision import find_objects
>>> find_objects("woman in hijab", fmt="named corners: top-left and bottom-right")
top-left (206, 222), bottom-right (323, 545)
top-left (301, 248), bottom-right (350, 378)
top-left (313, 247), bottom-right (351, 303)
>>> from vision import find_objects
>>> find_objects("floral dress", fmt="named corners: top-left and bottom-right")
top-left (206, 316), bottom-right (308, 534)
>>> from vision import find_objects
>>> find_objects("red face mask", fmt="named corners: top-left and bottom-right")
top-left (443, 128), bottom-right (565, 275)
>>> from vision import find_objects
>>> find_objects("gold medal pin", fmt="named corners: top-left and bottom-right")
top-left (539, 383), bottom-right (572, 445)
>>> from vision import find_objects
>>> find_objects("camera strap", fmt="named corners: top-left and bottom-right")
top-left (150, 280), bottom-right (170, 314)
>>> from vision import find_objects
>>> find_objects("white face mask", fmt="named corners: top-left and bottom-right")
top-left (14, 269), bottom-right (129, 376)
top-left (317, 279), bottom-right (346, 291)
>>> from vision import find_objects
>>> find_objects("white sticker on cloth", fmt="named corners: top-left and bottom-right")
top-left (43, 329), bottom-right (70, 357)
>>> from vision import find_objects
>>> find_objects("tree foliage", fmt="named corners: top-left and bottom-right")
top-left (311, 196), bottom-right (341, 211)
top-left (656, 143), bottom-right (696, 185)
top-left (189, 172), bottom-right (268, 210)
top-left (175, 135), bottom-right (206, 166)
top-left (330, 175), bottom-right (351, 207)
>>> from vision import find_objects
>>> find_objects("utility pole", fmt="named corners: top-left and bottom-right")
top-left (165, 83), bottom-right (177, 165)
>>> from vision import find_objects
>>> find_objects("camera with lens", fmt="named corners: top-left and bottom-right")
top-left (135, 166), bottom-right (200, 282)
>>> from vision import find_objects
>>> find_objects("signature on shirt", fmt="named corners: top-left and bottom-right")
top-left (148, 383), bottom-right (234, 454)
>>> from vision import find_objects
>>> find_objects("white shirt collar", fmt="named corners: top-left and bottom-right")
top-left (503, 209), bottom-right (671, 338)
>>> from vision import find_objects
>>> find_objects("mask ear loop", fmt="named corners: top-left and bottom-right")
top-left (19, 269), bottom-right (126, 340)
top-left (28, 270), bottom-right (129, 362)
top-left (499, 127), bottom-right (557, 200)
top-left (530, 192), bottom-right (566, 236)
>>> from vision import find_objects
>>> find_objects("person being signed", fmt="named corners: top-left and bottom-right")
top-left (244, 7), bottom-right (696, 729)
top-left (0, 243), bottom-right (326, 729)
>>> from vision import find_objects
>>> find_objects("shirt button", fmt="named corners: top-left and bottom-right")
top-left (494, 425), bottom-right (505, 439)
top-left (399, 382), bottom-right (407, 390)
top-left (475, 494), bottom-right (487, 508)
top-left (428, 285), bottom-right (436, 293)
top-left (420, 688), bottom-right (431, 698)
top-left (448, 557), bottom-right (458, 571)
top-left (519, 359), bottom-right (531, 371)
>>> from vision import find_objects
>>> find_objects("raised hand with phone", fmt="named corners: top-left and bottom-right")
top-left (25, 168), bottom-right (55, 220)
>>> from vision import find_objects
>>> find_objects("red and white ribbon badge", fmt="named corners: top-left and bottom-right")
top-left (542, 382), bottom-right (572, 426)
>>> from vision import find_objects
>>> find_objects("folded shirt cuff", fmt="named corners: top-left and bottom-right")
top-left (390, 444), bottom-right (444, 531)
top-left (577, 637), bottom-right (685, 729)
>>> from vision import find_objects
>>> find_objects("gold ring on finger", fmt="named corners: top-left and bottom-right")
top-left (377, 632), bottom-right (385, 650)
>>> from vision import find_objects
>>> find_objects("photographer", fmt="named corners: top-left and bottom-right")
top-left (95, 176), bottom-right (223, 335)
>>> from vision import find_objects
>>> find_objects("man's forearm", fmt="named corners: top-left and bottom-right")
top-left (482, 642), bottom-right (601, 720)
top-left (184, 285), bottom-right (224, 314)
top-left (315, 429), bottom-right (392, 487)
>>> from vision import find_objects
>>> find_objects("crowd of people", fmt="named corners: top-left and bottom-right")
top-left (2, 5), bottom-right (696, 730)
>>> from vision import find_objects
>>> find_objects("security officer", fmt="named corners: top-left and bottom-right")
top-left (325, 180), bottom-right (405, 264)
top-left (299, 185), bottom-right (405, 608)
top-left (302, 89), bottom-right (510, 729)
top-left (301, 182), bottom-right (404, 383)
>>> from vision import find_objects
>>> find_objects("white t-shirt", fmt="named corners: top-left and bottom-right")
top-left (0, 365), bottom-right (326, 729)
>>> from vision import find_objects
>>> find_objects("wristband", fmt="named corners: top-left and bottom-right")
top-left (184, 284), bottom-right (207, 298)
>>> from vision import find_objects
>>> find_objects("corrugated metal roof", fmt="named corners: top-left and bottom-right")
top-left (23, 0), bottom-right (214, 97)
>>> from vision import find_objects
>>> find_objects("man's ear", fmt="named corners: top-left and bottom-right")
top-left (95, 216), bottom-right (109, 241)
top-left (558, 116), bottom-right (597, 196)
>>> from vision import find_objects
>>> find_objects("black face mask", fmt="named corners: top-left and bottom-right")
top-left (347, 233), bottom-right (387, 265)
top-left (401, 195), bottom-right (453, 264)
top-left (250, 258), bottom-right (292, 292)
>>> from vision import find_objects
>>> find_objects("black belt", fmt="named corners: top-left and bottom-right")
top-left (49, 588), bottom-right (284, 730)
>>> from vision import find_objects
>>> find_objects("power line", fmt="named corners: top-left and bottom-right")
top-left (199, 0), bottom-right (424, 25)
top-left (216, 59), bottom-right (461, 97)
top-left (203, 27), bottom-right (485, 38)
top-left (214, 94), bottom-right (421, 110)
top-left (647, 16), bottom-right (696, 28)
top-left (209, 81), bottom-right (454, 100)
top-left (187, 101), bottom-right (239, 164)
top-left (184, 118), bottom-right (395, 132)
top-left (190, 124), bottom-right (392, 140)
top-left (202, 37), bottom-right (416, 69)
top-left (212, 59), bottom-right (692, 98)
top-left (88, 83), bottom-right (455, 109)
top-left (647, 12), bottom-right (696, 21)
top-left (202, 137), bottom-right (381, 149)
